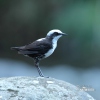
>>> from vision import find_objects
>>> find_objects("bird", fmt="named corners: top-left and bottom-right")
top-left (11, 29), bottom-right (67, 77)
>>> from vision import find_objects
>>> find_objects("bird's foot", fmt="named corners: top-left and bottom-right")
top-left (40, 75), bottom-right (49, 78)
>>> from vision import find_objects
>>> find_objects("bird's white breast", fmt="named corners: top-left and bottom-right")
top-left (44, 39), bottom-right (57, 58)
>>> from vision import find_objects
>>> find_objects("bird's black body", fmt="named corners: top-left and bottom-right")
top-left (12, 38), bottom-right (52, 60)
top-left (11, 29), bottom-right (67, 77)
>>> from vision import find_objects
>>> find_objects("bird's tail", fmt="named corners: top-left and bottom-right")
top-left (11, 47), bottom-right (20, 51)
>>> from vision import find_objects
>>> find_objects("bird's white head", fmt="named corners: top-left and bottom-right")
top-left (46, 29), bottom-right (67, 41)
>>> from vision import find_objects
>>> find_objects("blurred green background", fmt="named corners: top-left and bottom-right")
top-left (0, 0), bottom-right (100, 68)
top-left (0, 0), bottom-right (100, 99)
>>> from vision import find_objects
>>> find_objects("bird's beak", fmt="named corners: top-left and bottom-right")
top-left (62, 33), bottom-right (68, 36)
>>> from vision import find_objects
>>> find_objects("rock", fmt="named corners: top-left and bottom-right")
top-left (0, 76), bottom-right (94, 100)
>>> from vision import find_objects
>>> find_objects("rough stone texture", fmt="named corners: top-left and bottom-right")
top-left (0, 76), bottom-right (95, 100)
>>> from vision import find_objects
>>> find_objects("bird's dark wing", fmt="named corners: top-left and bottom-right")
top-left (11, 39), bottom-right (52, 57)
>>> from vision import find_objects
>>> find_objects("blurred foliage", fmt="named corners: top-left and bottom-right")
top-left (0, 0), bottom-right (100, 68)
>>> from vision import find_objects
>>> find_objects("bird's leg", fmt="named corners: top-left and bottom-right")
top-left (34, 59), bottom-right (44, 77)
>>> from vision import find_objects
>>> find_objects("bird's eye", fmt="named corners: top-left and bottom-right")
top-left (54, 32), bottom-right (59, 35)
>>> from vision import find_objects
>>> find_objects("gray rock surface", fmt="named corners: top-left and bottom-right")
top-left (0, 76), bottom-right (95, 100)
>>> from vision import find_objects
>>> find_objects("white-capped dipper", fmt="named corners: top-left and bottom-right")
top-left (11, 29), bottom-right (67, 77)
